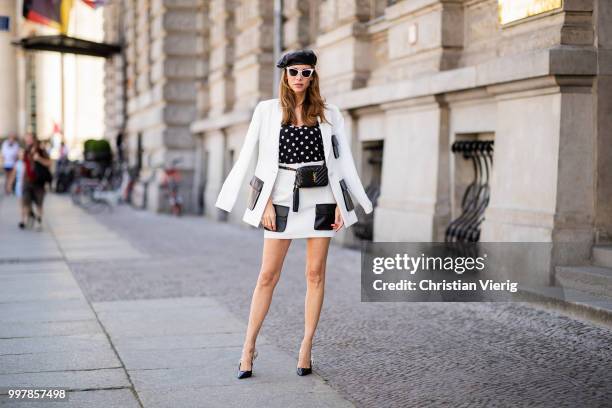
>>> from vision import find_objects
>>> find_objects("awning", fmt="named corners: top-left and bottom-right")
top-left (13, 34), bottom-right (121, 58)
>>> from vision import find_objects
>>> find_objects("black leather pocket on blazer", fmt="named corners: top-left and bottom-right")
top-left (339, 179), bottom-right (355, 211)
top-left (247, 175), bottom-right (264, 210)
top-left (314, 203), bottom-right (337, 230)
top-left (264, 204), bottom-right (290, 232)
top-left (331, 134), bottom-right (340, 158)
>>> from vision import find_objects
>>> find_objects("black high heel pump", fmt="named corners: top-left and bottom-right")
top-left (296, 354), bottom-right (314, 376)
top-left (237, 349), bottom-right (258, 379)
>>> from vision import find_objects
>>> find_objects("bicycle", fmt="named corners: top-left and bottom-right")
top-left (70, 161), bottom-right (123, 214)
top-left (159, 158), bottom-right (183, 216)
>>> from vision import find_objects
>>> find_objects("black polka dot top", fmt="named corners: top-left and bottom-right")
top-left (279, 123), bottom-right (325, 164)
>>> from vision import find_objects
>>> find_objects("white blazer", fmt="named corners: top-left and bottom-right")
top-left (215, 98), bottom-right (373, 229)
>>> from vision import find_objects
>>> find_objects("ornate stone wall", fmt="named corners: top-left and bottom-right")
top-left (104, 0), bottom-right (205, 213)
top-left (105, 0), bottom-right (611, 259)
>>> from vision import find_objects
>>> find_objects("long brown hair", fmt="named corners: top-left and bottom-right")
top-left (278, 67), bottom-right (329, 126)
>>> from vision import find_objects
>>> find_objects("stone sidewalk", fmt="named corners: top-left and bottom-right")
top-left (0, 194), bottom-right (139, 407)
top-left (0, 194), bottom-right (353, 407)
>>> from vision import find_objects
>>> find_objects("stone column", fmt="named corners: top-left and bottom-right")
top-left (0, 1), bottom-right (19, 138)
top-left (104, 0), bottom-right (205, 213)
top-left (385, 0), bottom-right (463, 79)
top-left (208, 0), bottom-right (236, 116)
top-left (154, 0), bottom-right (204, 212)
top-left (315, 0), bottom-right (373, 93)
top-left (191, 4), bottom-right (210, 213)
top-left (476, 0), bottom-right (599, 263)
top-left (201, 129), bottom-right (227, 219)
top-left (124, 0), bottom-right (138, 102)
top-left (282, 0), bottom-right (312, 50)
top-left (233, 0), bottom-right (275, 110)
top-left (103, 2), bottom-right (126, 140)
top-left (374, 97), bottom-right (450, 242)
top-left (594, 0), bottom-right (612, 242)
top-left (106, 0), bottom-right (140, 167)
top-left (480, 76), bottom-right (596, 266)
top-left (194, 6), bottom-right (210, 118)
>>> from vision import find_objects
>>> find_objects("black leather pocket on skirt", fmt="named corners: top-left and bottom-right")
top-left (264, 204), bottom-right (290, 232)
top-left (314, 203), bottom-right (337, 230)
top-left (247, 175), bottom-right (264, 210)
top-left (339, 179), bottom-right (355, 211)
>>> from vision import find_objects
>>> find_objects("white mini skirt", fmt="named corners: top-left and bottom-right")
top-left (263, 160), bottom-right (337, 239)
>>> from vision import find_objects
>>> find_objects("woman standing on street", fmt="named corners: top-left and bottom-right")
top-left (215, 49), bottom-right (373, 379)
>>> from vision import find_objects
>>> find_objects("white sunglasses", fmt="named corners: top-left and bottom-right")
top-left (286, 67), bottom-right (315, 78)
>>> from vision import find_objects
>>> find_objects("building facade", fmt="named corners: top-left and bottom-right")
top-left (103, 0), bottom-right (206, 211)
top-left (0, 1), bottom-right (19, 140)
top-left (104, 0), bottom-right (612, 269)
top-left (1, 0), bottom-right (105, 158)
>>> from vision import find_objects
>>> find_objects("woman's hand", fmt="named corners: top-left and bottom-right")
top-left (332, 205), bottom-right (344, 231)
top-left (261, 198), bottom-right (276, 231)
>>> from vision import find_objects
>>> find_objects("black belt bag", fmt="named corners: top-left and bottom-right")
top-left (278, 131), bottom-right (342, 212)
top-left (279, 159), bottom-right (329, 212)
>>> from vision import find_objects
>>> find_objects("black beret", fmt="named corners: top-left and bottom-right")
top-left (276, 49), bottom-right (317, 69)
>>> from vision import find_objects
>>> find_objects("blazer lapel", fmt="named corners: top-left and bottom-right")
top-left (272, 99), bottom-right (282, 164)
top-left (318, 109), bottom-right (332, 163)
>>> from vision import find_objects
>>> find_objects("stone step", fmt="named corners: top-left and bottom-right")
top-left (554, 265), bottom-right (612, 299)
top-left (592, 245), bottom-right (612, 269)
top-left (516, 286), bottom-right (612, 328)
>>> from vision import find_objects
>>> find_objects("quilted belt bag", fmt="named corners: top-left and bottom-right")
top-left (278, 134), bottom-right (340, 212)
top-left (279, 161), bottom-right (327, 212)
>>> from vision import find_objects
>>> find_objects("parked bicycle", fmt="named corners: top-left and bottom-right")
top-left (159, 158), bottom-right (183, 216)
top-left (70, 161), bottom-right (123, 214)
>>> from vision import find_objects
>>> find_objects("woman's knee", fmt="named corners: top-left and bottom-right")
top-left (305, 265), bottom-right (324, 286)
top-left (257, 268), bottom-right (280, 287)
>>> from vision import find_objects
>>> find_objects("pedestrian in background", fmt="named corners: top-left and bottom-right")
top-left (116, 131), bottom-right (124, 163)
top-left (59, 141), bottom-right (69, 160)
top-left (2, 134), bottom-right (20, 194)
top-left (14, 149), bottom-right (25, 198)
top-left (20, 134), bottom-right (52, 230)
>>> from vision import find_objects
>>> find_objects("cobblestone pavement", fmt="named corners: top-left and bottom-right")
top-left (60, 197), bottom-right (612, 407)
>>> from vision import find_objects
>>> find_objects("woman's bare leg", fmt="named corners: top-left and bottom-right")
top-left (20, 201), bottom-right (29, 224)
top-left (240, 238), bottom-right (292, 370)
top-left (5, 169), bottom-right (15, 194)
top-left (34, 202), bottom-right (44, 229)
top-left (299, 237), bottom-right (331, 368)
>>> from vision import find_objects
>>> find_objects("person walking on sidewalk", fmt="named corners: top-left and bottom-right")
top-left (14, 149), bottom-right (25, 198)
top-left (19, 134), bottom-right (52, 230)
top-left (2, 134), bottom-right (20, 194)
top-left (215, 49), bottom-right (373, 379)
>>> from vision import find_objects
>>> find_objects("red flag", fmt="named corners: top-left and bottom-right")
top-left (52, 121), bottom-right (62, 135)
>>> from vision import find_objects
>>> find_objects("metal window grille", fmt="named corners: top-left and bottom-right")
top-left (445, 140), bottom-right (494, 243)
